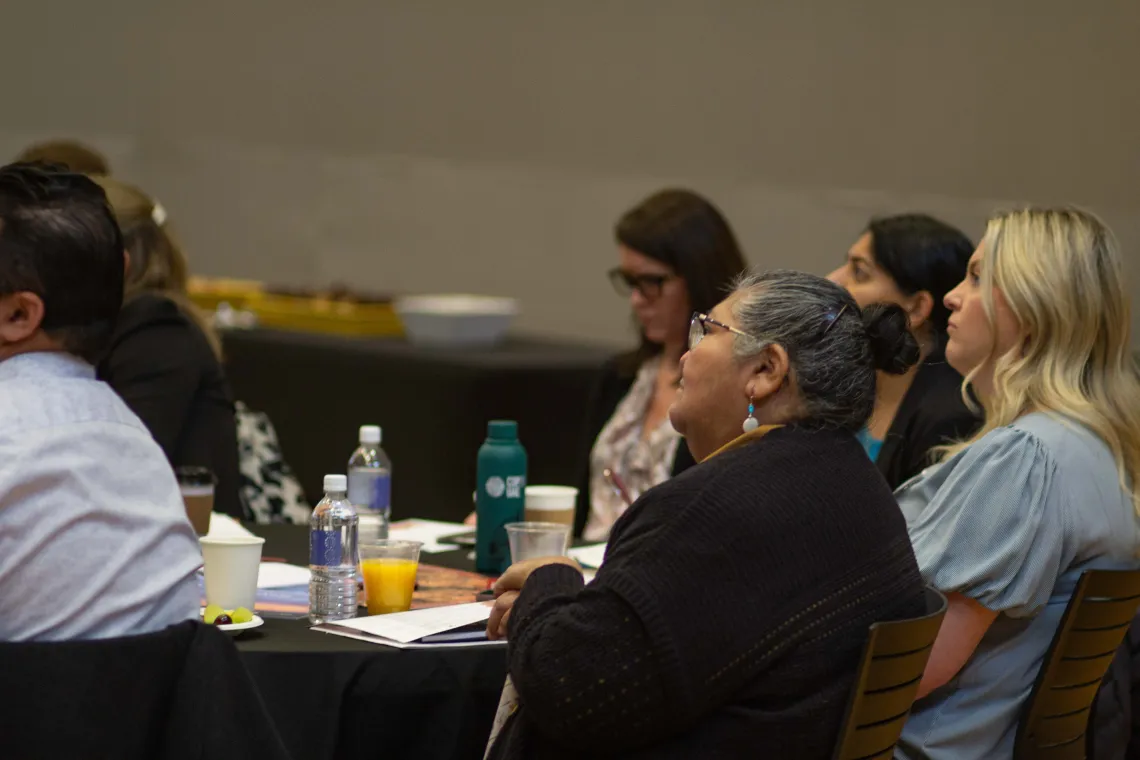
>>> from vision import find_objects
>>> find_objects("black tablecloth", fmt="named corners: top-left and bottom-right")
top-left (223, 329), bottom-right (611, 522)
top-left (236, 524), bottom-right (506, 760)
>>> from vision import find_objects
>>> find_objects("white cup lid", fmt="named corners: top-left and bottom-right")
top-left (524, 485), bottom-right (578, 510)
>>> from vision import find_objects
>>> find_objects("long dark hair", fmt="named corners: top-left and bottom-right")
top-left (865, 213), bottom-right (973, 345)
top-left (615, 189), bottom-right (747, 366)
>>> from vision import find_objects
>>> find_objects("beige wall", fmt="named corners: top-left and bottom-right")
top-left (2, 0), bottom-right (1138, 346)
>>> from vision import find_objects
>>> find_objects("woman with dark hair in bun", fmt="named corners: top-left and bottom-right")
top-left (483, 270), bottom-right (927, 759)
top-left (828, 213), bottom-right (979, 487)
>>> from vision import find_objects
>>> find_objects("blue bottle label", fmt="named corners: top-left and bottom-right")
top-left (310, 530), bottom-right (342, 566)
top-left (371, 474), bottom-right (391, 513)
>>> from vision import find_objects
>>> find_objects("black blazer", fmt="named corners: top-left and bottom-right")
top-left (98, 294), bottom-right (243, 518)
top-left (875, 348), bottom-right (980, 489)
top-left (573, 351), bottom-right (696, 537)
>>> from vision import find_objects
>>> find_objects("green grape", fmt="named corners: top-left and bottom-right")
top-left (231, 607), bottom-right (254, 624)
top-left (203, 604), bottom-right (224, 624)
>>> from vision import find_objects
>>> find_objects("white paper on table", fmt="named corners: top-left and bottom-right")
top-left (206, 512), bottom-right (257, 539)
top-left (314, 628), bottom-right (506, 650)
top-left (568, 543), bottom-right (607, 569)
top-left (388, 518), bottom-right (469, 554)
top-left (314, 601), bottom-right (494, 643)
top-left (257, 563), bottom-right (311, 588)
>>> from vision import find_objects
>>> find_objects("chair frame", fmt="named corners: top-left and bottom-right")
top-left (1013, 568), bottom-right (1140, 760)
top-left (831, 586), bottom-right (948, 760)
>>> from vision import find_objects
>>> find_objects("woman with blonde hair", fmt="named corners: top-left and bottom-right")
top-left (92, 176), bottom-right (243, 518)
top-left (895, 207), bottom-right (1140, 759)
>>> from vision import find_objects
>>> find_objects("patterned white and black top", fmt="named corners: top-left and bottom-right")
top-left (235, 402), bottom-right (311, 525)
top-left (584, 356), bottom-right (680, 542)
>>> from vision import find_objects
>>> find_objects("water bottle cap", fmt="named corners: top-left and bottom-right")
top-left (359, 425), bottom-right (381, 445)
top-left (487, 420), bottom-right (518, 440)
top-left (324, 474), bottom-right (348, 493)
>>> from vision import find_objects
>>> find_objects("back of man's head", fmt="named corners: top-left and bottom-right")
top-left (0, 162), bottom-right (124, 364)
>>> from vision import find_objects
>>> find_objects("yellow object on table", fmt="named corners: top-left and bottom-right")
top-left (251, 294), bottom-right (404, 338)
top-left (361, 558), bottom-right (419, 615)
top-left (187, 276), bottom-right (264, 311)
top-left (189, 276), bottom-right (404, 338)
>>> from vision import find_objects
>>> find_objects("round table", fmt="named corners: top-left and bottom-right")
top-left (235, 524), bottom-right (506, 760)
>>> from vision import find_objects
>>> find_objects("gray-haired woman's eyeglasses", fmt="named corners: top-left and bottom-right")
top-left (689, 304), bottom-right (850, 352)
top-left (688, 312), bottom-right (759, 351)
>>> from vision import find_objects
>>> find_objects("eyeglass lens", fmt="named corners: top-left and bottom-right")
top-left (688, 314), bottom-right (705, 350)
top-left (609, 269), bottom-right (667, 299)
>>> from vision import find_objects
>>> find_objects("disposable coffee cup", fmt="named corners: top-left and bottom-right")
top-left (176, 466), bottom-right (215, 536)
top-left (199, 535), bottom-right (265, 610)
top-left (523, 485), bottom-right (577, 528)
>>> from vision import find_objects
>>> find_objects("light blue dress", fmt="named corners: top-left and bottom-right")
top-left (894, 412), bottom-right (1140, 759)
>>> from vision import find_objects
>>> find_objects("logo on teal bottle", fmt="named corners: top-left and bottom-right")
top-left (485, 476), bottom-right (506, 498)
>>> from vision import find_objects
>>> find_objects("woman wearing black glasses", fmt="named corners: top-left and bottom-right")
top-left (576, 189), bottom-right (747, 540)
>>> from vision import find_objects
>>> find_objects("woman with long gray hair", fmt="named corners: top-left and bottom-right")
top-left (482, 270), bottom-right (928, 759)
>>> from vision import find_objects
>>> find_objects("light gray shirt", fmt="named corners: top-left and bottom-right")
top-left (0, 352), bottom-right (201, 641)
top-left (895, 412), bottom-right (1140, 759)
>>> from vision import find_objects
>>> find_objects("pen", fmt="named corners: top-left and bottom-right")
top-left (602, 467), bottom-right (634, 507)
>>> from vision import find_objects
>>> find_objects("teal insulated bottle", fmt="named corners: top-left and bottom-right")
top-left (475, 420), bottom-right (528, 574)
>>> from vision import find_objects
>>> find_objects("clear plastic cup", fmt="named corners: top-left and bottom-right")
top-left (505, 522), bottom-right (571, 563)
top-left (360, 539), bottom-right (423, 615)
top-left (176, 466), bottom-right (215, 536)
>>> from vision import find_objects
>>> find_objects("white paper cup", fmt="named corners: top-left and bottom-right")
top-left (523, 485), bottom-right (578, 528)
top-left (199, 536), bottom-right (265, 610)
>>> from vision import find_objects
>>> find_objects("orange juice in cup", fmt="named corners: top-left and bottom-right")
top-left (359, 540), bottom-right (423, 615)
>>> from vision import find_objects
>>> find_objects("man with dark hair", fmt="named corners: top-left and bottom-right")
top-left (0, 162), bottom-right (200, 641)
top-left (0, 163), bottom-right (124, 362)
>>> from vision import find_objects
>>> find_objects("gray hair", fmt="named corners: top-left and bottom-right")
top-left (730, 269), bottom-right (918, 430)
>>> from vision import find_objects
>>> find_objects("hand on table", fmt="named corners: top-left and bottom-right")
top-left (463, 511), bottom-right (477, 527)
top-left (486, 556), bottom-right (581, 640)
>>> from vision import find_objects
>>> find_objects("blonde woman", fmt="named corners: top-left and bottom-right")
top-left (895, 207), bottom-right (1140, 759)
top-left (91, 176), bottom-right (243, 519)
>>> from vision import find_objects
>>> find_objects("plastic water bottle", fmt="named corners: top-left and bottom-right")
top-left (348, 425), bottom-right (392, 542)
top-left (475, 420), bottom-right (527, 574)
top-left (309, 474), bottom-right (359, 624)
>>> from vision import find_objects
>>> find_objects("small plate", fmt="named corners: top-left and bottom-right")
top-left (200, 608), bottom-right (265, 637)
top-left (217, 615), bottom-right (264, 637)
